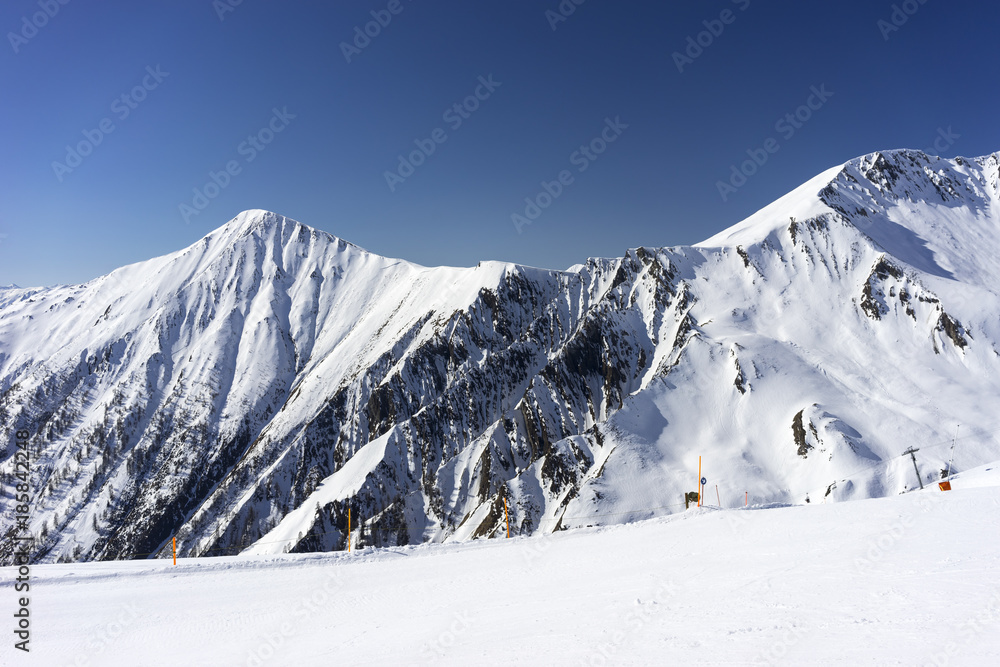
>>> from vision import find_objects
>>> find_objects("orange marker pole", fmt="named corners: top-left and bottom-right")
top-left (172, 537), bottom-right (176, 566)
top-left (745, 491), bottom-right (748, 507)
top-left (697, 456), bottom-right (702, 507)
top-left (348, 508), bottom-right (351, 553)
top-left (504, 498), bottom-right (510, 538)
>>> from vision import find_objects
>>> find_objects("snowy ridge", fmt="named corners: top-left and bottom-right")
top-left (2, 149), bottom-right (1000, 564)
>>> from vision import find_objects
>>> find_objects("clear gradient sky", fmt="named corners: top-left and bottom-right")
top-left (1, 0), bottom-right (997, 286)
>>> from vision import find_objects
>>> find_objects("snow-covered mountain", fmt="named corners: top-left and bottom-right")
top-left (3, 149), bottom-right (1000, 564)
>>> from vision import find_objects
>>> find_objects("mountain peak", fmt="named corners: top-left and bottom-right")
top-left (697, 150), bottom-right (1000, 271)
top-left (205, 209), bottom-right (381, 263)
top-left (220, 209), bottom-right (292, 238)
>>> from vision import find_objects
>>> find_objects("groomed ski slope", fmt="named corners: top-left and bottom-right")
top-left (6, 465), bottom-right (1000, 666)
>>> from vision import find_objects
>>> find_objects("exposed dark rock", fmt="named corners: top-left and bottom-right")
top-left (792, 409), bottom-right (812, 458)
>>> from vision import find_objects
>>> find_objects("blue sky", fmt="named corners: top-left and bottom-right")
top-left (1, 0), bottom-right (997, 286)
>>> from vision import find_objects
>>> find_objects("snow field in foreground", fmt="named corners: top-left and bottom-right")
top-left (4, 465), bottom-right (1000, 666)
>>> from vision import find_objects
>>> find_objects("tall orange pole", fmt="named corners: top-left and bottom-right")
top-left (348, 508), bottom-right (351, 553)
top-left (172, 537), bottom-right (176, 566)
top-left (698, 456), bottom-right (702, 507)
top-left (504, 498), bottom-right (510, 538)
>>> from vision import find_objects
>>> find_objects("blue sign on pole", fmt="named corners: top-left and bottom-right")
top-left (701, 477), bottom-right (707, 486)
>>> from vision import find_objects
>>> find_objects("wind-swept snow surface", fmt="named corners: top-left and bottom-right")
top-left (4, 477), bottom-right (999, 665)
top-left (2, 150), bottom-right (1000, 564)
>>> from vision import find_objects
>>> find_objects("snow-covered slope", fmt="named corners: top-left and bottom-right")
top-left (2, 149), bottom-right (1000, 564)
top-left (5, 474), bottom-right (999, 665)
